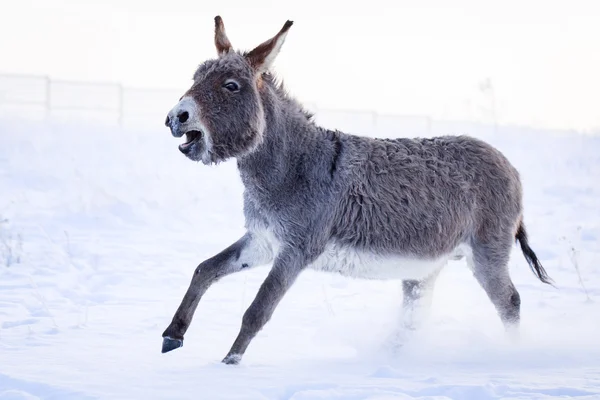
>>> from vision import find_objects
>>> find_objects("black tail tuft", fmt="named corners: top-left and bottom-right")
top-left (515, 223), bottom-right (553, 285)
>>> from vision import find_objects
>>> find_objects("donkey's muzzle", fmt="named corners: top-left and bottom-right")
top-left (161, 336), bottom-right (183, 353)
top-left (165, 97), bottom-right (197, 138)
top-left (165, 116), bottom-right (187, 138)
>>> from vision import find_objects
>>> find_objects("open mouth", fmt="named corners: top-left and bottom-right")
top-left (179, 130), bottom-right (203, 152)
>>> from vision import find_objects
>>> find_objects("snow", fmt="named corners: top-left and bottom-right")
top-left (1, 115), bottom-right (599, 399)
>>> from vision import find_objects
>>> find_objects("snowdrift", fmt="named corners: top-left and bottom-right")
top-left (1, 116), bottom-right (599, 399)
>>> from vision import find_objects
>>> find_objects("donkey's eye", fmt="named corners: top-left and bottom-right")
top-left (223, 80), bottom-right (240, 92)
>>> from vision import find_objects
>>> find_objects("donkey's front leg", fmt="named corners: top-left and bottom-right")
top-left (161, 232), bottom-right (273, 353)
top-left (222, 249), bottom-right (307, 365)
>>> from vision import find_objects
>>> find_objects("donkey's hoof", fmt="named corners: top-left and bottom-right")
top-left (222, 354), bottom-right (241, 365)
top-left (162, 337), bottom-right (183, 353)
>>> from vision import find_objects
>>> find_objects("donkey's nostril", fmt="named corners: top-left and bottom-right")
top-left (178, 111), bottom-right (189, 124)
top-left (165, 116), bottom-right (170, 127)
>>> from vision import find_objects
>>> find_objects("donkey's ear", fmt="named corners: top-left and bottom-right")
top-left (246, 20), bottom-right (293, 73)
top-left (214, 16), bottom-right (232, 56)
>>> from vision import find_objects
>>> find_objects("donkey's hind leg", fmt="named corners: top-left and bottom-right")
top-left (468, 238), bottom-right (521, 337)
top-left (385, 270), bottom-right (441, 351)
top-left (402, 269), bottom-right (441, 331)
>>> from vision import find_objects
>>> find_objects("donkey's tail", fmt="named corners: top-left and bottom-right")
top-left (515, 222), bottom-right (553, 285)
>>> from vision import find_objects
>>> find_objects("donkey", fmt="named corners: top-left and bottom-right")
top-left (161, 16), bottom-right (552, 365)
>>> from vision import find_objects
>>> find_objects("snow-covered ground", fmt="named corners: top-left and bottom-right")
top-left (1, 115), bottom-right (599, 399)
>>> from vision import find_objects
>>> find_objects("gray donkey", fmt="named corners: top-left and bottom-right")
top-left (162, 16), bottom-right (552, 365)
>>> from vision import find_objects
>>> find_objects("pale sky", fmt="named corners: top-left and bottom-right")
top-left (1, 0), bottom-right (599, 130)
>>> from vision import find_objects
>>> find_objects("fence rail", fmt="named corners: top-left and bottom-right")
top-left (1, 73), bottom-right (485, 138)
top-left (0, 73), bottom-right (178, 126)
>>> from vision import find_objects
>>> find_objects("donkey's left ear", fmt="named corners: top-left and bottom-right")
top-left (214, 15), bottom-right (232, 56)
top-left (246, 20), bottom-right (293, 73)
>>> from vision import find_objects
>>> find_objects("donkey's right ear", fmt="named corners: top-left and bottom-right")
top-left (214, 16), bottom-right (232, 56)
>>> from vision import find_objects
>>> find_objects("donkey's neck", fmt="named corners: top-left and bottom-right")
top-left (236, 88), bottom-right (321, 187)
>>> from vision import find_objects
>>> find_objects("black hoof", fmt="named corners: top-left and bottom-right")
top-left (222, 354), bottom-right (241, 365)
top-left (162, 337), bottom-right (183, 353)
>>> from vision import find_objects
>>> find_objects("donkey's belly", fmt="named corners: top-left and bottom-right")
top-left (308, 243), bottom-right (468, 280)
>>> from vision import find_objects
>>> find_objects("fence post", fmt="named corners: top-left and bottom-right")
top-left (426, 116), bottom-right (432, 136)
top-left (45, 76), bottom-right (51, 120)
top-left (372, 111), bottom-right (378, 136)
top-left (117, 84), bottom-right (124, 126)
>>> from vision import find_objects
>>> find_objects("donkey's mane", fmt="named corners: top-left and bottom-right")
top-left (259, 71), bottom-right (315, 122)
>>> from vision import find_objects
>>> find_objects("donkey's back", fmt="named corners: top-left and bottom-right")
top-left (308, 133), bottom-right (523, 281)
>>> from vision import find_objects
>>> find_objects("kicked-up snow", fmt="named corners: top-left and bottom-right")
top-left (0, 116), bottom-right (599, 399)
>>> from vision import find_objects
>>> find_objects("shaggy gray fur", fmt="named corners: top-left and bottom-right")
top-left (161, 16), bottom-right (551, 365)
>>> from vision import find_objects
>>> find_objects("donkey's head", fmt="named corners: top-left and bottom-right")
top-left (165, 16), bottom-right (293, 164)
